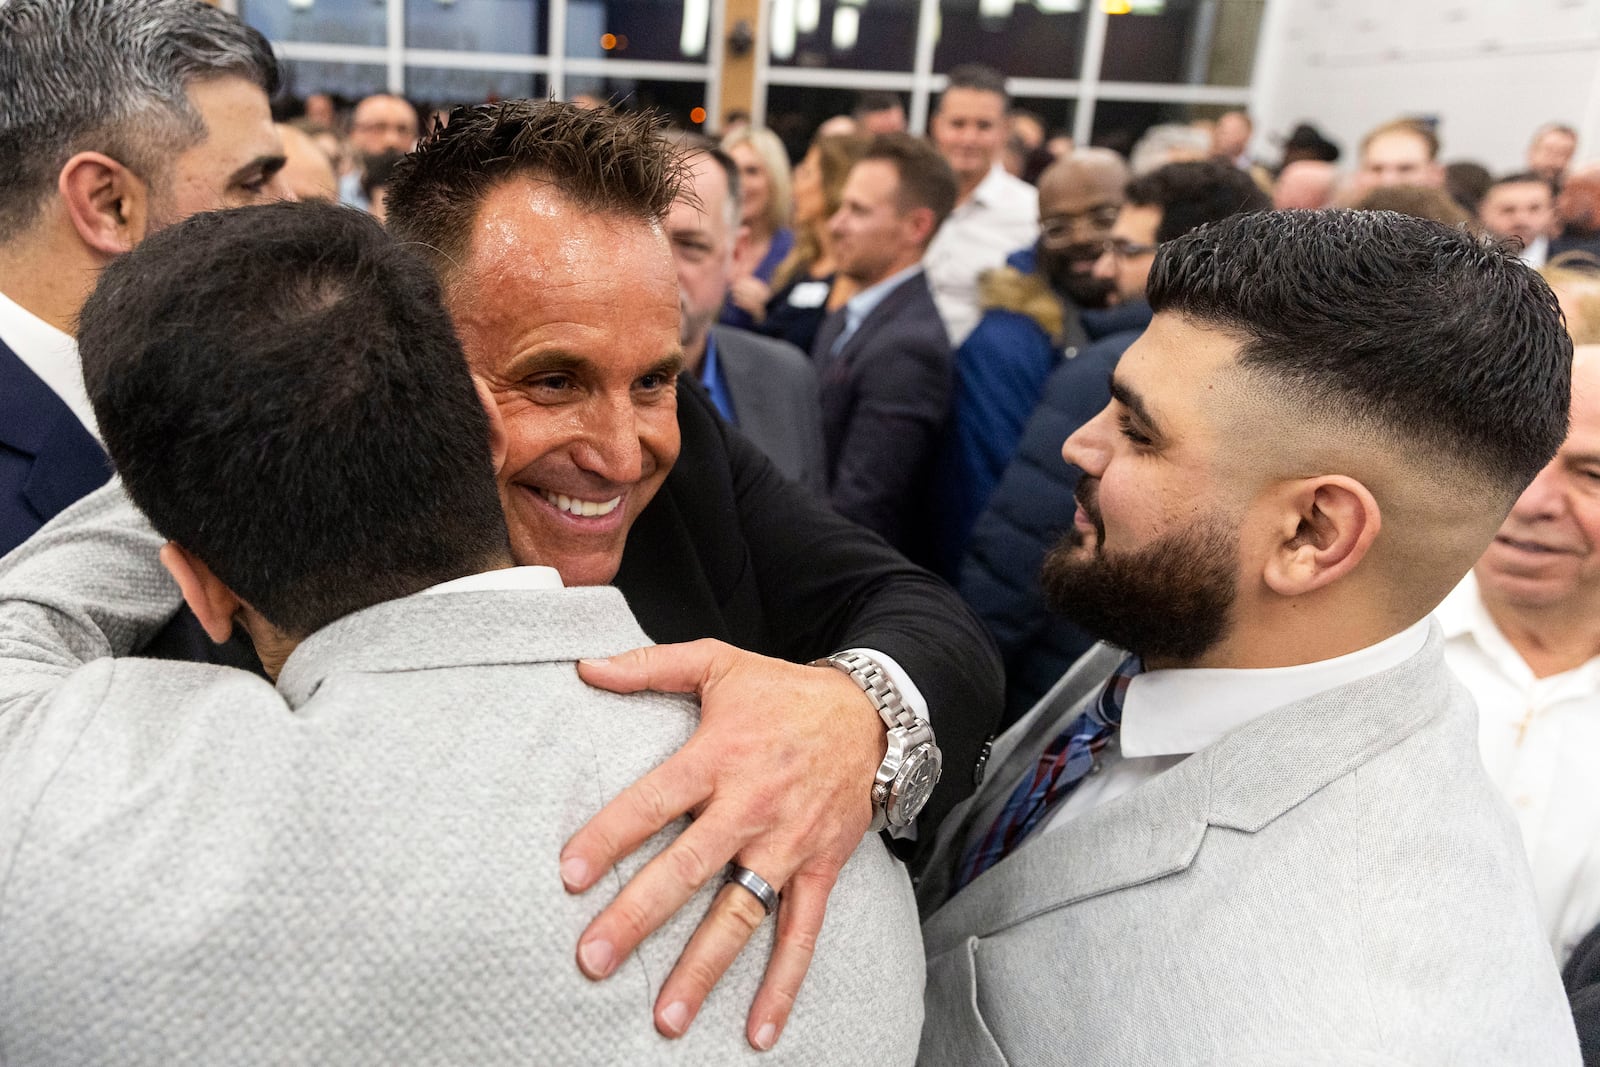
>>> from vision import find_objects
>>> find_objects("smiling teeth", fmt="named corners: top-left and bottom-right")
top-left (540, 490), bottom-right (622, 517)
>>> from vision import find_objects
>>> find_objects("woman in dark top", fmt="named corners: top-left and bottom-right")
top-left (755, 133), bottom-right (869, 356)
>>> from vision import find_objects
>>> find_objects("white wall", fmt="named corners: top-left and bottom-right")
top-left (1250, 0), bottom-right (1600, 173)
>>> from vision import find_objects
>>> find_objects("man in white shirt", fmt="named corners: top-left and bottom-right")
top-left (922, 64), bottom-right (1039, 345)
top-left (1440, 343), bottom-right (1600, 963)
top-left (0, 0), bottom-right (288, 557)
top-left (916, 209), bottom-right (1581, 1064)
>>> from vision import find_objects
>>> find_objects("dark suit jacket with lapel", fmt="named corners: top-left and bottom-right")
top-left (708, 325), bottom-right (826, 494)
top-left (811, 270), bottom-right (952, 564)
top-left (138, 378), bottom-right (1002, 843)
top-left (0, 338), bottom-right (111, 558)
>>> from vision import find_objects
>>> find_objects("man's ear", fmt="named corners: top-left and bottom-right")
top-left (58, 152), bottom-right (150, 256)
top-left (159, 542), bottom-right (241, 644)
top-left (1261, 476), bottom-right (1382, 598)
top-left (472, 375), bottom-right (509, 477)
top-left (904, 204), bottom-right (937, 248)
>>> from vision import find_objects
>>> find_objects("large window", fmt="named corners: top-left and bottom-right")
top-left (239, 0), bottom-right (1262, 147)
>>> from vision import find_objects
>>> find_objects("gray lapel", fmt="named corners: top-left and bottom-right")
top-left (922, 624), bottom-right (1453, 955)
top-left (712, 330), bottom-right (779, 436)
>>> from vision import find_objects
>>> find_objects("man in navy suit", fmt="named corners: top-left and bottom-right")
top-left (812, 134), bottom-right (959, 563)
top-left (0, 0), bottom-right (288, 556)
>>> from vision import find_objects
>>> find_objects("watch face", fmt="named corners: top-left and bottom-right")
top-left (889, 745), bottom-right (942, 823)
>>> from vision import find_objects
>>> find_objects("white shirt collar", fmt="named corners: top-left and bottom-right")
top-left (0, 288), bottom-right (99, 441)
top-left (844, 263), bottom-right (922, 323)
top-left (1118, 618), bottom-right (1433, 758)
top-left (968, 162), bottom-right (1010, 209)
top-left (418, 566), bottom-right (564, 597)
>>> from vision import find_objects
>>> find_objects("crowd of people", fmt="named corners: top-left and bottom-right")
top-left (4, 0), bottom-right (1600, 1063)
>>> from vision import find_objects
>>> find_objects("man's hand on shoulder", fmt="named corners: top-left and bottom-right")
top-left (562, 639), bottom-right (886, 1051)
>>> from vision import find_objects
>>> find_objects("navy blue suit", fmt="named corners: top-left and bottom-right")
top-left (959, 308), bottom-right (1150, 726)
top-left (811, 271), bottom-right (952, 566)
top-left (0, 338), bottom-right (111, 558)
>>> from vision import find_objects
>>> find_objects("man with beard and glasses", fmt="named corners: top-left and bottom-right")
top-left (961, 160), bottom-right (1268, 723)
top-left (933, 149), bottom-right (1131, 574)
top-left (916, 209), bottom-right (1583, 1064)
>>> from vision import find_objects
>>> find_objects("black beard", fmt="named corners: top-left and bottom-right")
top-left (1041, 479), bottom-right (1239, 664)
top-left (1037, 240), bottom-right (1115, 309)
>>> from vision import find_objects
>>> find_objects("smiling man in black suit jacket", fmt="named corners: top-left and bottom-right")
top-left (379, 102), bottom-right (1001, 1053)
top-left (813, 135), bottom-right (959, 565)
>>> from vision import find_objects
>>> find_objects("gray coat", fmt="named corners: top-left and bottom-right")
top-left (711, 325), bottom-right (827, 493)
top-left (916, 638), bottom-right (1580, 1066)
top-left (0, 484), bottom-right (924, 1066)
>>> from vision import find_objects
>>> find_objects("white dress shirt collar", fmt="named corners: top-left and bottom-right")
top-left (1118, 618), bottom-right (1433, 759)
top-left (965, 162), bottom-right (1011, 211)
top-left (419, 566), bottom-right (564, 596)
top-left (0, 288), bottom-right (99, 441)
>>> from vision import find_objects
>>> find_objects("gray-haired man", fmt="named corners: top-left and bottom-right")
top-left (0, 0), bottom-right (288, 557)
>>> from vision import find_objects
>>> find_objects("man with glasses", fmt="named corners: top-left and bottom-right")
top-left (935, 149), bottom-right (1130, 574)
top-left (0, 0), bottom-right (288, 559)
top-left (961, 160), bottom-right (1268, 723)
top-left (343, 93), bottom-right (420, 209)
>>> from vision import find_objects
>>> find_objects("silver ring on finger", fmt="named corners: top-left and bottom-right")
top-left (726, 864), bottom-right (780, 916)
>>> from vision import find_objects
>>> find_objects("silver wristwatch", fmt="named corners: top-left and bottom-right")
top-left (814, 651), bottom-right (943, 833)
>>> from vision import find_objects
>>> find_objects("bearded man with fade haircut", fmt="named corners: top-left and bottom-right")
top-left (378, 100), bottom-right (1000, 1051)
top-left (917, 210), bottom-right (1581, 1064)
top-left (0, 0), bottom-right (288, 560)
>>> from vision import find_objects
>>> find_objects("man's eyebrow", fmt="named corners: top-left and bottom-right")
top-left (231, 153), bottom-right (287, 185)
top-left (1109, 374), bottom-right (1160, 431)
top-left (653, 353), bottom-right (687, 378)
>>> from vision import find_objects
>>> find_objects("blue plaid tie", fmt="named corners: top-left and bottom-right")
top-left (955, 655), bottom-right (1142, 891)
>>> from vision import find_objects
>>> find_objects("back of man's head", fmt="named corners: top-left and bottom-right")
top-left (1148, 209), bottom-right (1570, 510)
top-left (861, 132), bottom-right (959, 236)
top-left (78, 201), bottom-right (511, 637)
top-left (386, 100), bottom-right (683, 288)
top-left (1125, 160), bottom-right (1270, 242)
top-left (0, 0), bottom-right (278, 243)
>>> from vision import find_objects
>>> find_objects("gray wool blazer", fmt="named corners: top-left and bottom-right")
top-left (0, 484), bottom-right (924, 1067)
top-left (711, 325), bottom-right (827, 494)
top-left (916, 638), bottom-right (1580, 1066)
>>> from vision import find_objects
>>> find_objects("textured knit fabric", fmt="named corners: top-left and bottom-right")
top-left (0, 484), bottom-right (925, 1067)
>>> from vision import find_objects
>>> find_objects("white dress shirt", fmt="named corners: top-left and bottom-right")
top-left (1438, 571), bottom-right (1600, 961)
top-left (923, 163), bottom-right (1038, 346)
top-left (0, 289), bottom-right (99, 441)
top-left (1038, 620), bottom-right (1432, 837)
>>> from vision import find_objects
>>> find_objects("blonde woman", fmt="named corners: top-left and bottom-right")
top-left (720, 126), bottom-right (795, 329)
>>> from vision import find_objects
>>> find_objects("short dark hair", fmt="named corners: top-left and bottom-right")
top-left (0, 0), bottom-right (279, 242)
top-left (1124, 160), bottom-right (1270, 243)
top-left (78, 201), bottom-right (511, 636)
top-left (860, 133), bottom-right (959, 234)
top-left (386, 100), bottom-right (685, 284)
top-left (854, 91), bottom-right (904, 118)
top-left (1487, 171), bottom-right (1556, 197)
top-left (1147, 209), bottom-right (1571, 497)
top-left (942, 63), bottom-right (1009, 105)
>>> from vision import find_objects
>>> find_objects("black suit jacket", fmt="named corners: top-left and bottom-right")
top-left (144, 379), bottom-right (1001, 842)
top-left (812, 270), bottom-right (952, 564)
top-left (0, 337), bottom-right (112, 558)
